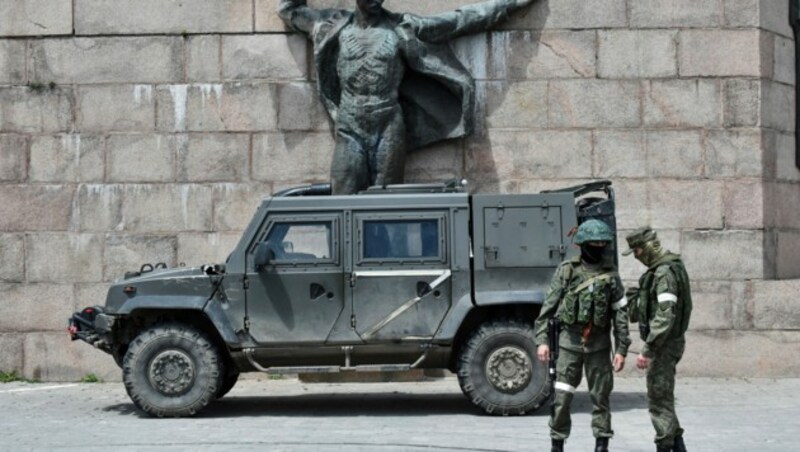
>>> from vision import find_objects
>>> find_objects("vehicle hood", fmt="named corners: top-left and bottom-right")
top-left (118, 266), bottom-right (206, 283)
top-left (104, 266), bottom-right (220, 314)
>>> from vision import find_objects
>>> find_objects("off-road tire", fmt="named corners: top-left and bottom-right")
top-left (123, 323), bottom-right (222, 417)
top-left (215, 368), bottom-right (240, 400)
top-left (457, 318), bottom-right (549, 415)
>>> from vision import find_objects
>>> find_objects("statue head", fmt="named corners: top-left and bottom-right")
top-left (356, 0), bottom-right (384, 16)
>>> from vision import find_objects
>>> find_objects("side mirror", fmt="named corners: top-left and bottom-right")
top-left (254, 241), bottom-right (275, 270)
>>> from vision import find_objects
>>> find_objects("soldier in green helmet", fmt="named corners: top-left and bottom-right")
top-left (534, 219), bottom-right (631, 452)
top-left (623, 228), bottom-right (692, 452)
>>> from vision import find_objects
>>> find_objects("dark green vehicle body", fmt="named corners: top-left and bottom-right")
top-left (70, 180), bottom-right (616, 417)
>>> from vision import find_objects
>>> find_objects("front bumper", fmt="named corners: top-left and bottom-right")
top-left (68, 306), bottom-right (116, 353)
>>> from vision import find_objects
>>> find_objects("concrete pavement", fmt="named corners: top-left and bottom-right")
top-left (0, 377), bottom-right (797, 451)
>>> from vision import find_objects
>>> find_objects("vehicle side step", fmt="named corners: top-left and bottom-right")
top-left (243, 348), bottom-right (429, 374)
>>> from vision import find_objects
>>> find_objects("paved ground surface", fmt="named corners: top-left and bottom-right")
top-left (0, 377), bottom-right (797, 451)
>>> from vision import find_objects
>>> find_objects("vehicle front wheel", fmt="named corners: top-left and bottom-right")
top-left (457, 318), bottom-right (549, 416)
top-left (123, 323), bottom-right (222, 417)
top-left (215, 368), bottom-right (240, 400)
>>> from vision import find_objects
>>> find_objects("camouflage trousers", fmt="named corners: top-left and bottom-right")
top-left (550, 347), bottom-right (614, 440)
top-left (647, 340), bottom-right (686, 448)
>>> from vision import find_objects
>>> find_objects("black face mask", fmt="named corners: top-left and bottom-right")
top-left (581, 244), bottom-right (607, 264)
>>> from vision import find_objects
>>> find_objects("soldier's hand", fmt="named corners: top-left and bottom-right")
top-left (613, 354), bottom-right (625, 372)
top-left (636, 354), bottom-right (651, 370)
top-left (537, 345), bottom-right (550, 362)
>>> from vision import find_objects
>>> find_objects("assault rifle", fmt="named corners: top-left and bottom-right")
top-left (627, 285), bottom-right (650, 341)
top-left (548, 316), bottom-right (560, 417)
top-left (639, 319), bottom-right (651, 341)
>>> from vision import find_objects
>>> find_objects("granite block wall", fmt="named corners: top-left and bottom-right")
top-left (0, 0), bottom-right (798, 380)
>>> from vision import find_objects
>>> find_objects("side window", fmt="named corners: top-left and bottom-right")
top-left (265, 221), bottom-right (333, 262)
top-left (362, 218), bottom-right (442, 261)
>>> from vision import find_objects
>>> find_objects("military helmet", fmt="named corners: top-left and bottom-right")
top-left (622, 227), bottom-right (658, 255)
top-left (573, 219), bottom-right (614, 245)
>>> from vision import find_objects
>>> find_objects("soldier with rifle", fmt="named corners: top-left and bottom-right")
top-left (623, 228), bottom-right (692, 452)
top-left (534, 219), bottom-right (631, 452)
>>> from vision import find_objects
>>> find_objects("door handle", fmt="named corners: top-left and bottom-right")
top-left (416, 281), bottom-right (432, 298)
top-left (310, 283), bottom-right (326, 300)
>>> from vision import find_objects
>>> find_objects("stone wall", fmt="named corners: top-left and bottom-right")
top-left (0, 0), bottom-right (798, 381)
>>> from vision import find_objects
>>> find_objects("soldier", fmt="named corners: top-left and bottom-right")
top-left (534, 219), bottom-right (631, 452)
top-left (623, 228), bottom-right (692, 452)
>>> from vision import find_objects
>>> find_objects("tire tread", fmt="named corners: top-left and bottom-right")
top-left (456, 317), bottom-right (549, 416)
top-left (122, 322), bottom-right (222, 418)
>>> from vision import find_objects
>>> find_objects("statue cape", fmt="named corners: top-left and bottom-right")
top-left (309, 10), bottom-right (476, 151)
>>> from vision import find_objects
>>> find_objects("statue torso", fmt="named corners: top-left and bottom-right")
top-left (337, 22), bottom-right (405, 106)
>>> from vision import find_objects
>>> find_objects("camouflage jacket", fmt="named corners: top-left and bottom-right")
top-left (534, 256), bottom-right (631, 356)
top-left (630, 253), bottom-right (692, 358)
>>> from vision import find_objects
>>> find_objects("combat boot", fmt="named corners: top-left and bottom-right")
top-left (672, 436), bottom-right (687, 452)
top-left (595, 437), bottom-right (609, 452)
top-left (551, 439), bottom-right (564, 452)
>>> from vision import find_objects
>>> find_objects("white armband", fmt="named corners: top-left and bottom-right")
top-left (657, 293), bottom-right (678, 304)
top-left (554, 382), bottom-right (576, 393)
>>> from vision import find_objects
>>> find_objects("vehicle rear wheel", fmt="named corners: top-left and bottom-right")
top-left (123, 323), bottom-right (222, 417)
top-left (457, 318), bottom-right (549, 415)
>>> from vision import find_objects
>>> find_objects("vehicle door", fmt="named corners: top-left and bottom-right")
top-left (246, 213), bottom-right (344, 344)
top-left (349, 211), bottom-right (452, 342)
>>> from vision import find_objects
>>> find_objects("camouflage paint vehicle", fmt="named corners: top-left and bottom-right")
top-left (69, 179), bottom-right (617, 417)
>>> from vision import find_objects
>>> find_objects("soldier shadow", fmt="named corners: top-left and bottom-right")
top-left (567, 390), bottom-right (649, 414)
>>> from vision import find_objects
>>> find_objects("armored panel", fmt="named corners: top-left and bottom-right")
top-left (474, 193), bottom-right (576, 268)
top-left (472, 193), bottom-right (578, 304)
top-left (482, 205), bottom-right (563, 268)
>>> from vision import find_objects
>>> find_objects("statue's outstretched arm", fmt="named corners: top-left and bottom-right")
top-left (278, 0), bottom-right (321, 34)
top-left (410, 0), bottom-right (534, 43)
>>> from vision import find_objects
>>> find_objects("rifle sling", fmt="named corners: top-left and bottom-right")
top-left (570, 272), bottom-right (616, 295)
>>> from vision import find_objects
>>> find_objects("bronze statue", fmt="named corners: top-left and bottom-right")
top-left (279, 0), bottom-right (536, 194)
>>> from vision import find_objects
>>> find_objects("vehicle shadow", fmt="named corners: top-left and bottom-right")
top-left (103, 390), bottom-right (648, 419)
top-left (103, 393), bottom-right (474, 418)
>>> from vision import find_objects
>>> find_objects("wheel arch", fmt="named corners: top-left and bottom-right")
top-left (114, 308), bottom-right (236, 371)
top-left (447, 301), bottom-right (542, 372)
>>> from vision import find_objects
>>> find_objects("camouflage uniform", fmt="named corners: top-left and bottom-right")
top-left (534, 221), bottom-right (631, 444)
top-left (624, 228), bottom-right (692, 451)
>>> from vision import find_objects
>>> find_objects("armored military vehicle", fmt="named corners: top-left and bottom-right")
top-left (69, 179), bottom-right (616, 417)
